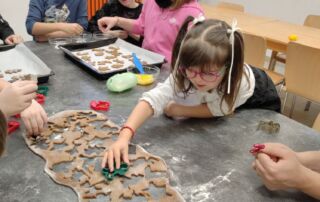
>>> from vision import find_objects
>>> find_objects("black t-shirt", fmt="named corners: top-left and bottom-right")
top-left (87, 1), bottom-right (143, 46)
top-left (0, 14), bottom-right (14, 43)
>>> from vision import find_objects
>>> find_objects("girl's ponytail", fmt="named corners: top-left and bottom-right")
top-left (171, 16), bottom-right (195, 73)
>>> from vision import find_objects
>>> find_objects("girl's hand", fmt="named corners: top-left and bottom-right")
top-left (0, 81), bottom-right (37, 117)
top-left (98, 17), bottom-right (118, 33)
top-left (21, 100), bottom-right (47, 135)
top-left (252, 143), bottom-right (309, 190)
top-left (101, 131), bottom-right (131, 172)
top-left (164, 101), bottom-right (181, 117)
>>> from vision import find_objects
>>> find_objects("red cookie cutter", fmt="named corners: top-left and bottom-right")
top-left (90, 100), bottom-right (110, 111)
top-left (14, 114), bottom-right (21, 118)
top-left (36, 94), bottom-right (46, 105)
top-left (8, 121), bottom-right (20, 134)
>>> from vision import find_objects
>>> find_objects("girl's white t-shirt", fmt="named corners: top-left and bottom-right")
top-left (140, 64), bottom-right (255, 117)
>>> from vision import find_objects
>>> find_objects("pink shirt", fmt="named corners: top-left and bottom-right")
top-left (132, 0), bottom-right (203, 63)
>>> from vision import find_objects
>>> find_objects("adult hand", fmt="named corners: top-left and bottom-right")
top-left (252, 143), bottom-right (309, 190)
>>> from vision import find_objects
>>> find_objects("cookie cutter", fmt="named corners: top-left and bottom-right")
top-left (36, 94), bottom-right (46, 105)
top-left (257, 120), bottom-right (280, 134)
top-left (8, 121), bottom-right (20, 134)
top-left (90, 100), bottom-right (110, 111)
top-left (37, 86), bottom-right (49, 96)
top-left (101, 162), bottom-right (128, 181)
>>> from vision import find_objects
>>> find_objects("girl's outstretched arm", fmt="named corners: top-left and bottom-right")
top-left (101, 100), bottom-right (153, 171)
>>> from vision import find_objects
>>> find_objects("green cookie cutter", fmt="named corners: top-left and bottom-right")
top-left (37, 86), bottom-right (49, 96)
top-left (101, 162), bottom-right (128, 181)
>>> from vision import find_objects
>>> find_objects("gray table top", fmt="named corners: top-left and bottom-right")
top-left (1, 41), bottom-right (320, 202)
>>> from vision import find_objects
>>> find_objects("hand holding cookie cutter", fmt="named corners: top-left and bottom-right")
top-left (101, 162), bottom-right (128, 181)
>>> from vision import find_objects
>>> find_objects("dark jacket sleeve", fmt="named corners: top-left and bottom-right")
top-left (0, 14), bottom-right (14, 42)
top-left (87, 3), bottom-right (113, 33)
top-left (0, 110), bottom-right (7, 157)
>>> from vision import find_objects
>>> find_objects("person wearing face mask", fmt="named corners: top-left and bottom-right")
top-left (98, 0), bottom-right (203, 64)
top-left (26, 0), bottom-right (88, 42)
top-left (87, 0), bottom-right (143, 46)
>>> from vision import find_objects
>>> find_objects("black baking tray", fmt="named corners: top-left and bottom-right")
top-left (0, 44), bottom-right (16, 52)
top-left (60, 38), bottom-right (124, 80)
top-left (59, 38), bottom-right (165, 80)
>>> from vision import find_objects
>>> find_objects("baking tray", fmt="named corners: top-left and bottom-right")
top-left (0, 44), bottom-right (16, 52)
top-left (59, 38), bottom-right (165, 80)
top-left (0, 43), bottom-right (53, 83)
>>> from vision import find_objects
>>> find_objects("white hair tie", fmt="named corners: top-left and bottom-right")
top-left (193, 15), bottom-right (205, 25)
top-left (227, 19), bottom-right (240, 94)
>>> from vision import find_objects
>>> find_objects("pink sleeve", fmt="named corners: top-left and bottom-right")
top-left (188, 6), bottom-right (204, 18)
top-left (131, 0), bottom-right (147, 35)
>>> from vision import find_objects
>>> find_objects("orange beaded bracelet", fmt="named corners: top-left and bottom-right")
top-left (120, 125), bottom-right (135, 138)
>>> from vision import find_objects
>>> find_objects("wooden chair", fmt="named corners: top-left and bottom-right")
top-left (304, 15), bottom-right (320, 29)
top-left (268, 15), bottom-right (320, 71)
top-left (216, 1), bottom-right (244, 12)
top-left (313, 113), bottom-right (320, 133)
top-left (283, 42), bottom-right (320, 117)
top-left (242, 32), bottom-right (285, 86)
top-left (87, 0), bottom-right (108, 20)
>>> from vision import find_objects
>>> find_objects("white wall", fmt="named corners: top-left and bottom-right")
top-left (0, 0), bottom-right (320, 41)
top-left (0, 0), bottom-right (32, 41)
top-left (201, 0), bottom-right (320, 24)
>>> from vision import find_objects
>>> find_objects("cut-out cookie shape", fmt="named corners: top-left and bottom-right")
top-left (257, 120), bottom-right (280, 134)
top-left (24, 110), bottom-right (184, 202)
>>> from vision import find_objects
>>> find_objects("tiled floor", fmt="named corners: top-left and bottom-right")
top-left (265, 56), bottom-right (320, 128)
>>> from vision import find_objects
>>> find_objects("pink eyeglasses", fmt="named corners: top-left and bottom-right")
top-left (181, 66), bottom-right (226, 82)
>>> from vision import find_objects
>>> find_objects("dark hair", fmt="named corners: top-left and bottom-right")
top-left (0, 110), bottom-right (7, 157)
top-left (171, 0), bottom-right (194, 9)
top-left (171, 17), bottom-right (246, 114)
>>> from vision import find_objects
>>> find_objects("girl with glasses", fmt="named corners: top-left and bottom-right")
top-left (101, 17), bottom-right (281, 171)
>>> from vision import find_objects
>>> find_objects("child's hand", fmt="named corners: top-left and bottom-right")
top-left (5, 34), bottom-right (24, 45)
top-left (98, 17), bottom-right (118, 33)
top-left (35, 35), bottom-right (48, 42)
top-left (0, 81), bottom-right (37, 117)
top-left (252, 143), bottom-right (309, 191)
top-left (164, 101), bottom-right (181, 117)
top-left (61, 23), bottom-right (83, 35)
top-left (101, 131), bottom-right (131, 172)
top-left (21, 100), bottom-right (47, 135)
